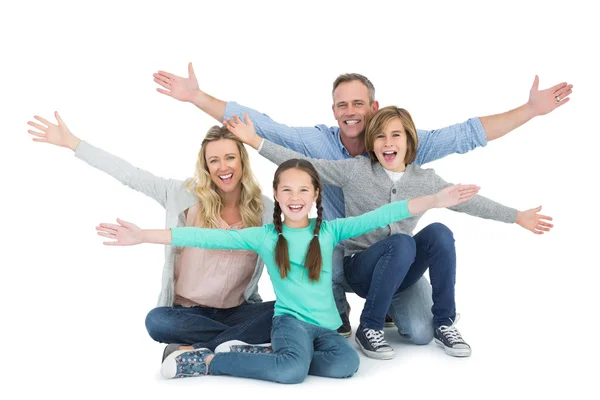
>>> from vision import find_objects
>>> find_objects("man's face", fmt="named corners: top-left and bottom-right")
top-left (332, 80), bottom-right (379, 140)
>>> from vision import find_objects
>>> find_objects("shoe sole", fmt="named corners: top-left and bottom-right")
top-left (355, 336), bottom-right (395, 360)
top-left (215, 340), bottom-right (272, 353)
top-left (161, 349), bottom-right (187, 379)
top-left (338, 330), bottom-right (352, 338)
top-left (434, 339), bottom-right (472, 357)
top-left (384, 321), bottom-right (396, 328)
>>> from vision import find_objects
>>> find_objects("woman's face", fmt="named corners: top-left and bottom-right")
top-left (204, 138), bottom-right (243, 194)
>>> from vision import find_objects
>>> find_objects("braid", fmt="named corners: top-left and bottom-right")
top-left (305, 191), bottom-right (323, 282)
top-left (273, 201), bottom-right (290, 279)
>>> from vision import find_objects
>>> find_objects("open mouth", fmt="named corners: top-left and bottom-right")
top-left (344, 119), bottom-right (360, 126)
top-left (219, 173), bottom-right (233, 183)
top-left (287, 205), bottom-right (304, 213)
top-left (382, 151), bottom-right (397, 163)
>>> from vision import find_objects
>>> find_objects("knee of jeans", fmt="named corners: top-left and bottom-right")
top-left (428, 223), bottom-right (455, 249)
top-left (388, 234), bottom-right (416, 260)
top-left (331, 350), bottom-right (360, 378)
top-left (402, 322), bottom-right (434, 345)
top-left (276, 359), bottom-right (309, 384)
top-left (145, 307), bottom-right (170, 341)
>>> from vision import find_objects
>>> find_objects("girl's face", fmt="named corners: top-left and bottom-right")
top-left (274, 168), bottom-right (319, 229)
top-left (373, 118), bottom-right (408, 172)
top-left (204, 139), bottom-right (243, 194)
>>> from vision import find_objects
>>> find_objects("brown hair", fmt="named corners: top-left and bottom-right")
top-left (364, 106), bottom-right (419, 165)
top-left (185, 125), bottom-right (263, 228)
top-left (332, 73), bottom-right (376, 104)
top-left (272, 159), bottom-right (323, 282)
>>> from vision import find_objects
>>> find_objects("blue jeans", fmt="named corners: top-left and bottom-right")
top-left (343, 223), bottom-right (457, 332)
top-left (333, 245), bottom-right (434, 343)
top-left (145, 301), bottom-right (274, 351)
top-left (210, 314), bottom-right (360, 384)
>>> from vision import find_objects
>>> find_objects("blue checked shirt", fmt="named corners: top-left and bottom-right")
top-left (225, 102), bottom-right (488, 221)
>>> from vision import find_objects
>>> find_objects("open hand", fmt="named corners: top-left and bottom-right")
top-left (528, 75), bottom-right (573, 116)
top-left (516, 206), bottom-right (553, 234)
top-left (27, 111), bottom-right (80, 150)
top-left (153, 62), bottom-right (200, 103)
top-left (96, 218), bottom-right (143, 246)
top-left (434, 184), bottom-right (480, 208)
top-left (224, 113), bottom-right (262, 149)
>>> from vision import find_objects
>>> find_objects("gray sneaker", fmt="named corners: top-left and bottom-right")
top-left (162, 343), bottom-right (183, 362)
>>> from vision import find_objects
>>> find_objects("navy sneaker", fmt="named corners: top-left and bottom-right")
top-left (434, 315), bottom-right (471, 357)
top-left (355, 325), bottom-right (394, 360)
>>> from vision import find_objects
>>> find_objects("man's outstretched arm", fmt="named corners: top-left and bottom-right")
top-left (154, 62), bottom-right (227, 122)
top-left (480, 75), bottom-right (572, 141)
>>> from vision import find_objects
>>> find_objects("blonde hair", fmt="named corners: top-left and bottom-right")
top-left (272, 160), bottom-right (323, 282)
top-left (364, 106), bottom-right (419, 164)
top-left (185, 126), bottom-right (263, 228)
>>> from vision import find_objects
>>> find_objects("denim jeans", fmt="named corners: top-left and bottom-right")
top-left (210, 314), bottom-right (360, 384)
top-left (343, 223), bottom-right (457, 332)
top-left (145, 301), bottom-right (274, 351)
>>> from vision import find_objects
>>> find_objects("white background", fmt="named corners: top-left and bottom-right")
top-left (2, 1), bottom-right (598, 399)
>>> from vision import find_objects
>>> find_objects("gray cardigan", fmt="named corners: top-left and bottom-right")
top-left (75, 140), bottom-right (274, 306)
top-left (260, 140), bottom-right (517, 257)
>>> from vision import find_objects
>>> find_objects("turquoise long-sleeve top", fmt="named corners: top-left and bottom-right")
top-left (171, 201), bottom-right (412, 330)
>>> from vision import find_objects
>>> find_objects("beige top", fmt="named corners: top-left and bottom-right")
top-left (174, 204), bottom-right (258, 309)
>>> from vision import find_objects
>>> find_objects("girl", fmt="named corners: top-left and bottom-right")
top-left (223, 109), bottom-right (553, 359)
top-left (26, 113), bottom-right (275, 359)
top-left (96, 159), bottom-right (479, 383)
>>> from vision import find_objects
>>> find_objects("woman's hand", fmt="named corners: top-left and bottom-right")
top-left (27, 111), bottom-right (81, 151)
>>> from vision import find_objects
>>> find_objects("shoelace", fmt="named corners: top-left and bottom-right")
top-left (438, 314), bottom-right (465, 345)
top-left (364, 329), bottom-right (389, 349)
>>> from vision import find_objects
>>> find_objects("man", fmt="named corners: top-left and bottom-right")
top-left (152, 63), bottom-right (571, 358)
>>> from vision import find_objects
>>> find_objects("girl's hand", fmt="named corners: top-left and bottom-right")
top-left (27, 111), bottom-right (80, 151)
top-left (96, 218), bottom-right (143, 246)
top-left (516, 206), bottom-right (553, 234)
top-left (224, 113), bottom-right (262, 149)
top-left (434, 184), bottom-right (480, 208)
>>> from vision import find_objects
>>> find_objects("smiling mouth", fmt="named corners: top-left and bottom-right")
top-left (219, 173), bottom-right (233, 183)
top-left (344, 120), bottom-right (360, 125)
top-left (288, 205), bottom-right (304, 213)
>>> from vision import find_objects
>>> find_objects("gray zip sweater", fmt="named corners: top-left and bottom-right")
top-left (260, 140), bottom-right (517, 257)
top-left (75, 141), bottom-right (274, 306)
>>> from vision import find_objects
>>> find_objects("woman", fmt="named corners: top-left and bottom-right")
top-left (26, 112), bottom-right (275, 359)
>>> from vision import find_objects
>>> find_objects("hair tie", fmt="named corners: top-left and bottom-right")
top-left (278, 233), bottom-right (282, 236)
top-left (314, 234), bottom-right (318, 237)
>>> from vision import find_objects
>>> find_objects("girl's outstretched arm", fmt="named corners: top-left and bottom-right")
top-left (408, 184), bottom-right (481, 215)
top-left (96, 219), bottom-right (171, 246)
